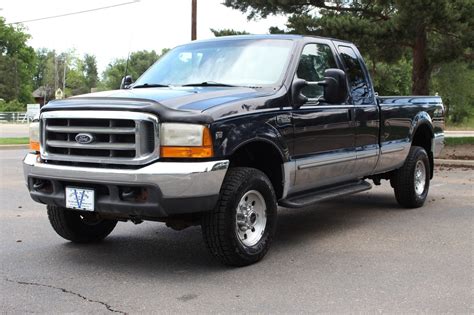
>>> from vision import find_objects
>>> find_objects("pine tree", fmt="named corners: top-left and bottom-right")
top-left (224, 0), bottom-right (474, 95)
top-left (210, 28), bottom-right (250, 37)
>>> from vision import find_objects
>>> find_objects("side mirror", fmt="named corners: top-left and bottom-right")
top-left (291, 78), bottom-right (308, 109)
top-left (291, 68), bottom-right (349, 108)
top-left (318, 68), bottom-right (348, 104)
top-left (120, 75), bottom-right (133, 89)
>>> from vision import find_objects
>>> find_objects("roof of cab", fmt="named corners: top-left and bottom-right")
top-left (180, 34), bottom-right (354, 46)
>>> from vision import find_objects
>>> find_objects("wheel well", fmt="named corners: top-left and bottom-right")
top-left (229, 141), bottom-right (284, 199)
top-left (412, 124), bottom-right (434, 178)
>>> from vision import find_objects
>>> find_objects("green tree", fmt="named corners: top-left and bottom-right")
top-left (83, 54), bottom-right (98, 91)
top-left (65, 57), bottom-right (88, 96)
top-left (33, 48), bottom-right (51, 90)
top-left (224, 0), bottom-right (474, 95)
top-left (101, 59), bottom-right (126, 91)
top-left (0, 99), bottom-right (26, 112)
top-left (431, 61), bottom-right (474, 123)
top-left (0, 17), bottom-right (35, 103)
top-left (33, 49), bottom-right (99, 99)
top-left (210, 28), bottom-right (250, 37)
top-left (102, 49), bottom-right (169, 90)
top-left (371, 57), bottom-right (412, 96)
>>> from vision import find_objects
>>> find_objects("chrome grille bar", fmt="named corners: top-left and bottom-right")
top-left (46, 140), bottom-right (136, 150)
top-left (40, 111), bottom-right (160, 165)
top-left (45, 125), bottom-right (136, 134)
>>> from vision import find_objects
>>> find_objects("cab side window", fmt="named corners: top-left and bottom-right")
top-left (338, 46), bottom-right (372, 105)
top-left (296, 44), bottom-right (337, 99)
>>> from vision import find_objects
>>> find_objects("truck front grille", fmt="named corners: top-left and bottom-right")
top-left (40, 111), bottom-right (159, 165)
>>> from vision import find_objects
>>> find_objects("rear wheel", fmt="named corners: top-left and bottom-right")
top-left (47, 205), bottom-right (117, 243)
top-left (391, 146), bottom-right (430, 208)
top-left (201, 167), bottom-right (277, 266)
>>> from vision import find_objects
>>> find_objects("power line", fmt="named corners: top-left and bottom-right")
top-left (7, 0), bottom-right (140, 25)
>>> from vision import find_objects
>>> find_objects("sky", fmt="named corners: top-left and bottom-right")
top-left (1, 0), bottom-right (288, 74)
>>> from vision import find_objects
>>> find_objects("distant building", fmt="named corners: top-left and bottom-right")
top-left (32, 87), bottom-right (50, 107)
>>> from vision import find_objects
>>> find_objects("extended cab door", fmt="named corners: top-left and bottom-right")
top-left (336, 44), bottom-right (379, 177)
top-left (291, 42), bottom-right (357, 194)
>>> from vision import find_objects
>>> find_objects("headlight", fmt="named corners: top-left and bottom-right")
top-left (160, 123), bottom-right (213, 158)
top-left (29, 120), bottom-right (40, 152)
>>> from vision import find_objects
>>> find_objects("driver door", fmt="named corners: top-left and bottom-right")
top-left (291, 42), bottom-right (357, 194)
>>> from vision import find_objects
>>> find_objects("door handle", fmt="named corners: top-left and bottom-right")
top-left (277, 114), bottom-right (292, 125)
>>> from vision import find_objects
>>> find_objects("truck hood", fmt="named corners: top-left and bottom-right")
top-left (71, 87), bottom-right (272, 112)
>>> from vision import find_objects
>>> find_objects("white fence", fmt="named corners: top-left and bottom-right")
top-left (0, 112), bottom-right (29, 123)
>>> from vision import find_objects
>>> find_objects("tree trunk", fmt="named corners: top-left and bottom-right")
top-left (411, 28), bottom-right (431, 95)
top-left (13, 58), bottom-right (19, 100)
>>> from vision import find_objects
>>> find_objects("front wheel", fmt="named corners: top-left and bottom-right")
top-left (201, 167), bottom-right (277, 266)
top-left (391, 146), bottom-right (430, 208)
top-left (47, 205), bottom-right (117, 243)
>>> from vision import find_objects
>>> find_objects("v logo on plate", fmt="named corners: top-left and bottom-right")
top-left (74, 190), bottom-right (85, 208)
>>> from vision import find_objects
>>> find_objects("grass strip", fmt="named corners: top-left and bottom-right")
top-left (0, 137), bottom-right (29, 145)
top-left (445, 137), bottom-right (474, 146)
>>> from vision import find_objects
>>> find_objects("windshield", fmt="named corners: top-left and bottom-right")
top-left (134, 39), bottom-right (294, 88)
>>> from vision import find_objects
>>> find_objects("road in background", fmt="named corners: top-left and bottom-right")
top-left (0, 124), bottom-right (29, 138)
top-left (1, 149), bottom-right (473, 313)
top-left (445, 130), bottom-right (474, 138)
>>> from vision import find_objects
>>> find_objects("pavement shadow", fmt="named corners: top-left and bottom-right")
top-left (60, 226), bottom-right (226, 275)
top-left (273, 191), bottom-right (400, 250)
top-left (49, 191), bottom-right (402, 274)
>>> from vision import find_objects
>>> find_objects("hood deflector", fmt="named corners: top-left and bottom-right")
top-left (41, 97), bottom-right (214, 124)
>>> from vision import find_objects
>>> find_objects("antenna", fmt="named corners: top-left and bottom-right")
top-left (120, 48), bottom-right (133, 89)
top-left (120, 2), bottom-right (138, 89)
top-left (123, 0), bottom-right (139, 79)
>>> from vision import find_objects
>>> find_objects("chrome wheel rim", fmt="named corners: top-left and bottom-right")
top-left (236, 190), bottom-right (267, 247)
top-left (414, 160), bottom-right (426, 196)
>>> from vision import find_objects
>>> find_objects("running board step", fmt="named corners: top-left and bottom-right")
top-left (279, 181), bottom-right (372, 208)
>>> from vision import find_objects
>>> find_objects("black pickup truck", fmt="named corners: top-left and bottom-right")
top-left (24, 35), bottom-right (444, 266)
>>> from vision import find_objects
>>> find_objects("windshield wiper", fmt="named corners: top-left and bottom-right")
top-left (132, 83), bottom-right (170, 88)
top-left (181, 81), bottom-right (238, 87)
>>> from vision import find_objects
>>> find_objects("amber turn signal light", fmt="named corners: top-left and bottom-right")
top-left (30, 140), bottom-right (40, 152)
top-left (160, 126), bottom-right (214, 158)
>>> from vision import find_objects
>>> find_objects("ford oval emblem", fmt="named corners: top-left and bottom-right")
top-left (75, 133), bottom-right (95, 144)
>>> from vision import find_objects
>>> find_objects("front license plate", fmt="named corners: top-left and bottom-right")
top-left (65, 187), bottom-right (95, 211)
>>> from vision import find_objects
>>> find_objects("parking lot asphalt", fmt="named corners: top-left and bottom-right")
top-left (1, 149), bottom-right (473, 313)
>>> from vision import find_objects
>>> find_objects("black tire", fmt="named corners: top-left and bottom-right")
top-left (391, 146), bottom-right (430, 208)
top-left (47, 205), bottom-right (117, 243)
top-left (201, 167), bottom-right (277, 266)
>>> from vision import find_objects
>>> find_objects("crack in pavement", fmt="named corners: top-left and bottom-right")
top-left (5, 278), bottom-right (127, 314)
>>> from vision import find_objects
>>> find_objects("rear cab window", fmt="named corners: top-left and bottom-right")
top-left (337, 45), bottom-right (374, 105)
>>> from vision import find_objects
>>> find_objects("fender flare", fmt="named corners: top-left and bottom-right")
top-left (217, 118), bottom-right (290, 162)
top-left (409, 111), bottom-right (435, 179)
top-left (230, 136), bottom-right (288, 162)
top-left (409, 111), bottom-right (434, 143)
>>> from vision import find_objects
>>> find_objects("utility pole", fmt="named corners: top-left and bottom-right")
top-left (191, 0), bottom-right (197, 40)
top-left (62, 57), bottom-right (67, 94)
top-left (54, 55), bottom-right (58, 91)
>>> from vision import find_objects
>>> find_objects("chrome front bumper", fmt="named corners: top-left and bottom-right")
top-left (23, 153), bottom-right (229, 218)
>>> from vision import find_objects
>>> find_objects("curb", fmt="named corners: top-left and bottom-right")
top-left (0, 144), bottom-right (29, 150)
top-left (435, 159), bottom-right (474, 167)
